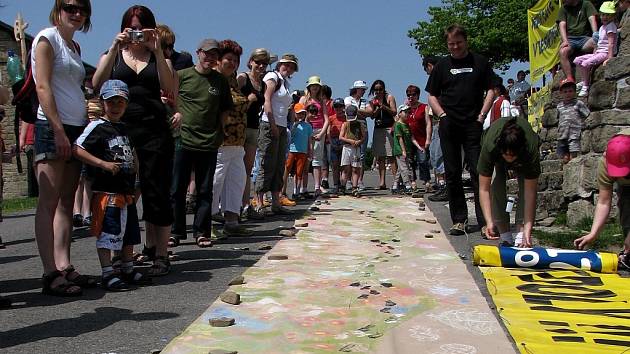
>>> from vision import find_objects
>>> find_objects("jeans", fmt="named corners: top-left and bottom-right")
top-left (415, 147), bottom-right (431, 183)
top-left (438, 117), bottom-right (484, 226)
top-left (429, 123), bottom-right (444, 174)
top-left (171, 148), bottom-right (218, 237)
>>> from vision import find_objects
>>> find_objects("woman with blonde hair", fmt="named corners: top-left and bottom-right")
top-left (298, 75), bottom-right (329, 197)
top-left (237, 48), bottom-right (270, 220)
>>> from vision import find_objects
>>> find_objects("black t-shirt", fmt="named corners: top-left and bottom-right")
top-left (240, 73), bottom-right (265, 130)
top-left (170, 50), bottom-right (194, 71)
top-left (425, 52), bottom-right (494, 121)
top-left (75, 118), bottom-right (136, 195)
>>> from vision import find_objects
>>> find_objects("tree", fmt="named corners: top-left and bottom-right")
top-left (408, 0), bottom-right (538, 70)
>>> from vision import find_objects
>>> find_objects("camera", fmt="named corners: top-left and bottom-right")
top-left (130, 30), bottom-right (144, 43)
top-left (371, 98), bottom-right (381, 107)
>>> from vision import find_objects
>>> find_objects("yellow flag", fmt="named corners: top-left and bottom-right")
top-left (528, 0), bottom-right (562, 83)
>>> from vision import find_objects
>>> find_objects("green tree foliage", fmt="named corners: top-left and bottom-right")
top-left (408, 0), bottom-right (538, 70)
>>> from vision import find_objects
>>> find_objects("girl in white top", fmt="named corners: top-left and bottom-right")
top-left (33, 0), bottom-right (93, 297)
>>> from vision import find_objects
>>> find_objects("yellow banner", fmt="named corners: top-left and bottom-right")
top-left (528, 0), bottom-right (562, 83)
top-left (480, 267), bottom-right (630, 354)
top-left (527, 82), bottom-right (552, 131)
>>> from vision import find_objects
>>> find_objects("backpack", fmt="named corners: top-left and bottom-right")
top-left (11, 41), bottom-right (81, 124)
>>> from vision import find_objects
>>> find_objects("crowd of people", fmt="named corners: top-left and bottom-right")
top-left (0, 0), bottom-right (628, 308)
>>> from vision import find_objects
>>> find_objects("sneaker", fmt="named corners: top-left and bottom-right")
top-left (358, 182), bottom-right (366, 191)
top-left (280, 194), bottom-right (297, 206)
top-left (576, 81), bottom-right (584, 92)
top-left (210, 227), bottom-right (228, 241)
top-left (338, 186), bottom-right (346, 195)
top-left (223, 224), bottom-right (254, 237)
top-left (449, 222), bottom-right (467, 236)
top-left (352, 188), bottom-right (361, 198)
top-left (391, 187), bottom-right (399, 195)
top-left (211, 213), bottom-right (225, 224)
top-left (82, 216), bottom-right (92, 227)
top-left (271, 206), bottom-right (294, 215)
top-left (578, 85), bottom-right (589, 97)
top-left (321, 179), bottom-right (329, 189)
top-left (403, 187), bottom-right (413, 195)
top-left (314, 189), bottom-right (322, 198)
top-left (246, 206), bottom-right (265, 220)
top-left (428, 188), bottom-right (449, 202)
top-left (72, 214), bottom-right (83, 228)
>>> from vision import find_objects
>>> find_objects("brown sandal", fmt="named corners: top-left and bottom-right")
top-left (63, 265), bottom-right (97, 288)
top-left (148, 256), bottom-right (170, 277)
top-left (42, 270), bottom-right (83, 297)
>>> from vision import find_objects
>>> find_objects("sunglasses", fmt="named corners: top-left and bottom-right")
top-left (373, 87), bottom-right (384, 92)
top-left (307, 108), bottom-right (319, 113)
top-left (406, 92), bottom-right (419, 97)
top-left (254, 59), bottom-right (269, 66)
top-left (61, 3), bottom-right (88, 16)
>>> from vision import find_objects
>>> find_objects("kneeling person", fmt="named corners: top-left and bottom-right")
top-left (73, 80), bottom-right (150, 291)
top-left (478, 118), bottom-right (541, 247)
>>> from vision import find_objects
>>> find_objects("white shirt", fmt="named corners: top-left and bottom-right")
top-left (32, 27), bottom-right (87, 126)
top-left (261, 71), bottom-right (291, 128)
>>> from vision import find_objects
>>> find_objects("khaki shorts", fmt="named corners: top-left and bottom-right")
top-left (245, 128), bottom-right (259, 148)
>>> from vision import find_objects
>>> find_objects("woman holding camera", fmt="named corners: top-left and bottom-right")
top-left (366, 80), bottom-right (397, 190)
top-left (92, 5), bottom-right (176, 276)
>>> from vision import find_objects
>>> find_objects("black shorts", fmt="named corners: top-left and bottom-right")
top-left (34, 119), bottom-right (85, 162)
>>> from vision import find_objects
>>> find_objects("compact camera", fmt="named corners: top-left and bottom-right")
top-left (130, 30), bottom-right (144, 43)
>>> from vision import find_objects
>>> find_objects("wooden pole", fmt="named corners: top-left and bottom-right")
top-left (13, 13), bottom-right (29, 71)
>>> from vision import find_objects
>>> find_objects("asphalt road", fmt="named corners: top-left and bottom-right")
top-left (0, 171), bottom-right (507, 354)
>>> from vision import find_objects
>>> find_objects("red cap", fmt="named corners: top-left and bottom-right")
top-left (605, 135), bottom-right (630, 178)
top-left (559, 78), bottom-right (576, 89)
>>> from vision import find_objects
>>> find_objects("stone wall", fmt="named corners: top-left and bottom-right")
top-left (535, 15), bottom-right (630, 227)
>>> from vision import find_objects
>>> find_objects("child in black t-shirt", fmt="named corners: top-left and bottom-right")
top-left (73, 80), bottom-right (150, 291)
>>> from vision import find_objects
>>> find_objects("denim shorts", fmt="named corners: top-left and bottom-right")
top-left (568, 35), bottom-right (591, 52)
top-left (34, 119), bottom-right (85, 162)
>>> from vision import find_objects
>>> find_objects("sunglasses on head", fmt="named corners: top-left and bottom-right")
top-left (61, 3), bottom-right (88, 16)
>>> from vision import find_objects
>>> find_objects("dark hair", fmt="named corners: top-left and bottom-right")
top-left (444, 24), bottom-right (468, 40)
top-left (495, 84), bottom-right (509, 100)
top-left (422, 55), bottom-right (439, 69)
top-left (497, 119), bottom-right (526, 155)
top-left (406, 85), bottom-right (420, 95)
top-left (50, 0), bottom-right (92, 32)
top-left (322, 85), bottom-right (332, 100)
top-left (120, 5), bottom-right (156, 32)
top-left (369, 80), bottom-right (387, 97)
top-left (517, 70), bottom-right (526, 76)
top-left (218, 39), bottom-right (243, 59)
top-left (507, 78), bottom-right (515, 83)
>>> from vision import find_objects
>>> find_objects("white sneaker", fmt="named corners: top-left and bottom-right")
top-left (576, 81), bottom-right (584, 92)
top-left (578, 85), bottom-right (589, 97)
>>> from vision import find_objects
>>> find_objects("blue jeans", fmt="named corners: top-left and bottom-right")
top-left (429, 123), bottom-right (444, 174)
top-left (415, 147), bottom-right (431, 183)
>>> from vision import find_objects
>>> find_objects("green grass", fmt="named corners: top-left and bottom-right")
top-left (534, 216), bottom-right (624, 252)
top-left (2, 197), bottom-right (37, 213)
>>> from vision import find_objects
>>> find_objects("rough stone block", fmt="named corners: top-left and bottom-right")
top-left (619, 28), bottom-right (630, 56)
top-left (546, 172), bottom-right (564, 191)
top-left (542, 108), bottom-right (559, 128)
top-left (589, 125), bottom-right (628, 153)
top-left (541, 160), bottom-right (563, 174)
top-left (584, 109), bottom-right (630, 129)
top-left (581, 129), bottom-right (592, 154)
top-left (562, 154), bottom-right (600, 199)
top-left (615, 78), bottom-right (630, 109)
top-left (536, 190), bottom-right (565, 220)
top-left (604, 55), bottom-right (630, 80)
top-left (567, 199), bottom-right (595, 228)
top-left (587, 79), bottom-right (616, 111)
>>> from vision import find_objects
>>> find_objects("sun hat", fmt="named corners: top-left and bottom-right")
top-left (333, 98), bottom-right (345, 107)
top-left (559, 78), bottom-right (576, 89)
top-left (278, 53), bottom-right (299, 71)
top-left (197, 38), bottom-right (219, 51)
top-left (293, 102), bottom-right (307, 114)
top-left (600, 1), bottom-right (616, 14)
top-left (398, 104), bottom-right (411, 112)
top-left (100, 80), bottom-right (129, 100)
top-left (605, 134), bottom-right (630, 177)
top-left (306, 76), bottom-right (322, 87)
top-left (345, 105), bottom-right (358, 120)
top-left (351, 80), bottom-right (368, 90)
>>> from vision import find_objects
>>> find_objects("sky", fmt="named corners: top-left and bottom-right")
top-left (0, 0), bottom-right (528, 104)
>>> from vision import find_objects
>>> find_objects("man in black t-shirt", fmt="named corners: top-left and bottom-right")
top-left (425, 24), bottom-right (495, 236)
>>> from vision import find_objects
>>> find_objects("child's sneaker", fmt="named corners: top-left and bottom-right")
top-left (72, 214), bottom-right (83, 228)
top-left (352, 188), bottom-right (361, 198)
top-left (578, 85), bottom-right (589, 97)
top-left (321, 179), bottom-right (329, 189)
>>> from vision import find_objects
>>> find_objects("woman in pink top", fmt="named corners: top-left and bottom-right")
top-left (298, 75), bottom-right (329, 196)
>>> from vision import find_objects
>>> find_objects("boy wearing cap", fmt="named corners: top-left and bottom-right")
top-left (282, 103), bottom-right (313, 200)
top-left (344, 80), bottom-right (370, 190)
top-left (556, 78), bottom-right (590, 163)
top-left (392, 105), bottom-right (415, 194)
top-left (73, 80), bottom-right (149, 291)
top-left (575, 130), bottom-right (630, 269)
top-left (328, 98), bottom-right (348, 192)
top-left (339, 105), bottom-right (366, 197)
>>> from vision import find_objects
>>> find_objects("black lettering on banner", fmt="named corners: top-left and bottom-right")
top-left (531, 0), bottom-right (558, 30)
top-left (523, 294), bottom-right (615, 305)
top-left (532, 26), bottom-right (561, 55)
top-left (532, 306), bottom-right (630, 320)
top-left (517, 284), bottom-right (616, 300)
top-left (540, 321), bottom-right (630, 347)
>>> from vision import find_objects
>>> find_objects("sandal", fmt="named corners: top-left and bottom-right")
top-left (63, 265), bottom-right (97, 288)
top-left (133, 245), bottom-right (156, 265)
top-left (195, 236), bottom-right (213, 248)
top-left (148, 256), bottom-right (170, 277)
top-left (168, 236), bottom-right (180, 247)
top-left (42, 270), bottom-right (83, 297)
top-left (101, 273), bottom-right (133, 292)
top-left (121, 269), bottom-right (153, 285)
